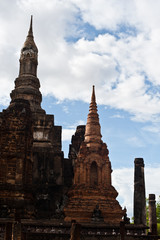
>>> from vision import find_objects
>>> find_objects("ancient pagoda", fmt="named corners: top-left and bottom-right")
top-left (10, 16), bottom-right (44, 113)
top-left (64, 86), bottom-right (125, 223)
top-left (0, 17), bottom-right (64, 219)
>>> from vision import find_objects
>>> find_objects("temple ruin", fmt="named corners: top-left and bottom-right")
top-left (0, 17), bottom-right (159, 240)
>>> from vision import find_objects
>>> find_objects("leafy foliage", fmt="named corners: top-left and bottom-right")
top-left (156, 196), bottom-right (160, 224)
top-left (157, 196), bottom-right (160, 235)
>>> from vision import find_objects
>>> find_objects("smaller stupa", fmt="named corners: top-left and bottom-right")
top-left (64, 86), bottom-right (125, 223)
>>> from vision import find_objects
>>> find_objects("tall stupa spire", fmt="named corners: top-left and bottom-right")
top-left (10, 17), bottom-right (44, 113)
top-left (19, 15), bottom-right (38, 77)
top-left (84, 86), bottom-right (102, 147)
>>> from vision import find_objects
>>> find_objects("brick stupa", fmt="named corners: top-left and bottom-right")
top-left (0, 17), bottom-right (64, 219)
top-left (64, 86), bottom-right (125, 223)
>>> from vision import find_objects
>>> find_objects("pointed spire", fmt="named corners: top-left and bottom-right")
top-left (84, 86), bottom-right (102, 147)
top-left (89, 85), bottom-right (97, 114)
top-left (21, 15), bottom-right (38, 55)
top-left (28, 15), bottom-right (33, 37)
top-left (91, 85), bottom-right (96, 103)
top-left (10, 17), bottom-right (44, 113)
top-left (19, 16), bottom-right (38, 77)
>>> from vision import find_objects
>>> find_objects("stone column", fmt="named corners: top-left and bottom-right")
top-left (149, 194), bottom-right (157, 235)
top-left (134, 158), bottom-right (146, 225)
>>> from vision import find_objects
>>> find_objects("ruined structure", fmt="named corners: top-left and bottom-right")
top-left (66, 125), bottom-right (86, 187)
top-left (64, 86), bottom-right (125, 223)
top-left (149, 194), bottom-right (157, 235)
top-left (0, 16), bottom-right (66, 220)
top-left (0, 18), bottom-right (159, 240)
top-left (134, 158), bottom-right (146, 225)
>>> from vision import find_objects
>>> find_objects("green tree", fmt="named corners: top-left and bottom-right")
top-left (156, 196), bottom-right (160, 235)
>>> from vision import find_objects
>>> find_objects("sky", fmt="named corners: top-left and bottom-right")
top-left (0, 0), bottom-right (160, 218)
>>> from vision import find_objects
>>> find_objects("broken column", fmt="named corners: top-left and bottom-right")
top-left (134, 158), bottom-right (146, 225)
top-left (149, 194), bottom-right (157, 235)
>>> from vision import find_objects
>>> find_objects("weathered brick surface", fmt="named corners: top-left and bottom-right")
top-left (0, 18), bottom-right (66, 220)
top-left (0, 99), bottom-right (33, 186)
top-left (0, 99), bottom-right (33, 218)
top-left (64, 87), bottom-right (125, 223)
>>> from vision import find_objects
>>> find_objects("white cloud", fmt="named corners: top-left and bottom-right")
top-left (66, 120), bottom-right (86, 130)
top-left (62, 106), bottom-right (69, 114)
top-left (145, 167), bottom-right (160, 195)
top-left (77, 120), bottom-right (86, 125)
top-left (70, 0), bottom-right (135, 31)
top-left (1, 0), bottom-right (160, 123)
top-left (112, 166), bottom-right (160, 219)
top-left (143, 124), bottom-right (160, 134)
top-left (62, 128), bottom-right (75, 141)
top-left (62, 120), bottom-right (85, 141)
top-left (110, 114), bottom-right (124, 119)
top-left (71, 0), bottom-right (160, 32)
top-left (112, 168), bottom-right (134, 216)
top-left (37, 31), bottom-right (160, 122)
top-left (127, 136), bottom-right (145, 148)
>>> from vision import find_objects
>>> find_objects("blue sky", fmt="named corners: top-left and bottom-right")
top-left (40, 95), bottom-right (160, 169)
top-left (0, 0), bottom-right (160, 218)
